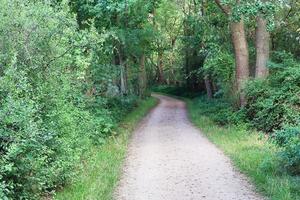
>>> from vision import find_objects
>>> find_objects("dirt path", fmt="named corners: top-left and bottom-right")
top-left (114, 94), bottom-right (264, 200)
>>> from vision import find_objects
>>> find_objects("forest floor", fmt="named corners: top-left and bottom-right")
top-left (114, 94), bottom-right (264, 200)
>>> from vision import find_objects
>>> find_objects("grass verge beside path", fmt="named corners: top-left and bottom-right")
top-left (186, 98), bottom-right (300, 200)
top-left (54, 97), bottom-right (158, 200)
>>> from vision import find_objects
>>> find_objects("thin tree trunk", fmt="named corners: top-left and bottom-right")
top-left (169, 55), bottom-right (174, 85)
top-left (112, 50), bottom-right (120, 94)
top-left (230, 20), bottom-right (250, 107)
top-left (119, 50), bottom-right (128, 95)
top-left (157, 52), bottom-right (165, 84)
top-left (204, 75), bottom-right (213, 99)
top-left (139, 54), bottom-right (147, 98)
top-left (120, 64), bottom-right (127, 95)
top-left (255, 16), bottom-right (270, 78)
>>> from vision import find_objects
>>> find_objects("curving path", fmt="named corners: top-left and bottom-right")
top-left (114, 94), bottom-right (264, 200)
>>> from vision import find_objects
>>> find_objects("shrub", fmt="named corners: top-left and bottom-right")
top-left (273, 126), bottom-right (300, 174)
top-left (191, 97), bottom-right (246, 126)
top-left (244, 81), bottom-right (299, 133)
top-left (107, 95), bottom-right (139, 121)
top-left (244, 52), bottom-right (300, 175)
top-left (244, 62), bottom-right (300, 133)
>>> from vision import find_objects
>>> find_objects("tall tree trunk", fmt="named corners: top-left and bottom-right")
top-left (157, 52), bottom-right (165, 84)
top-left (230, 20), bottom-right (250, 107)
top-left (139, 54), bottom-right (147, 98)
top-left (215, 0), bottom-right (250, 107)
top-left (255, 16), bottom-right (270, 78)
top-left (204, 75), bottom-right (213, 99)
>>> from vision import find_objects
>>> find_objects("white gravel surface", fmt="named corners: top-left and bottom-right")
top-left (114, 94), bottom-right (264, 200)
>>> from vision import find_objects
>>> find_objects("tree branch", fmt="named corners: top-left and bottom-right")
top-left (215, 0), bottom-right (230, 15)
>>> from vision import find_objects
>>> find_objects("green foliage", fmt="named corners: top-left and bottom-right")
top-left (220, 0), bottom-right (279, 29)
top-left (273, 126), bottom-right (300, 174)
top-left (242, 52), bottom-right (300, 175)
top-left (103, 95), bottom-right (139, 122)
top-left (54, 97), bottom-right (158, 200)
top-left (244, 59), bottom-right (300, 133)
top-left (273, 126), bottom-right (300, 147)
top-left (1, 0), bottom-right (299, 198)
top-left (272, 1), bottom-right (300, 58)
top-left (203, 50), bottom-right (235, 98)
top-left (0, 0), bottom-right (143, 199)
top-left (188, 97), bottom-right (246, 126)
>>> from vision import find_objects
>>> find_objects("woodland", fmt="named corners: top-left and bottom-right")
top-left (0, 0), bottom-right (299, 199)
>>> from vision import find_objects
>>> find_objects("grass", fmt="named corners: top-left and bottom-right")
top-left (186, 97), bottom-right (300, 200)
top-left (54, 97), bottom-right (158, 200)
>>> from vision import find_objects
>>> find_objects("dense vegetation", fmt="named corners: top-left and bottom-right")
top-left (0, 0), bottom-right (299, 199)
top-left (54, 97), bottom-right (158, 200)
top-left (0, 0), bottom-right (156, 199)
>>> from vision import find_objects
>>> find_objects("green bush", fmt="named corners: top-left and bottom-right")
top-left (244, 81), bottom-right (299, 133)
top-left (107, 95), bottom-right (139, 121)
top-left (243, 52), bottom-right (300, 175)
top-left (244, 62), bottom-right (300, 133)
top-left (190, 97), bottom-right (246, 126)
top-left (273, 126), bottom-right (300, 174)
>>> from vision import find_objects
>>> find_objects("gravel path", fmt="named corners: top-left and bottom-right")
top-left (114, 94), bottom-right (264, 200)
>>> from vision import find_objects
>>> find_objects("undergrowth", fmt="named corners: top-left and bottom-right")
top-left (54, 97), bottom-right (158, 200)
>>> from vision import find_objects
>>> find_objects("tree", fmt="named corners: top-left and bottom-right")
top-left (255, 14), bottom-right (270, 78)
top-left (215, 0), bottom-right (250, 106)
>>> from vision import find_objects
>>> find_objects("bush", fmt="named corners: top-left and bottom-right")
top-left (273, 126), bottom-right (300, 174)
top-left (106, 95), bottom-right (139, 121)
top-left (244, 62), bottom-right (300, 133)
top-left (244, 81), bottom-right (299, 133)
top-left (243, 52), bottom-right (300, 175)
top-left (191, 97), bottom-right (246, 126)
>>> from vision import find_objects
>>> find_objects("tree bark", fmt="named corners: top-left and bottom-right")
top-left (157, 52), bottom-right (165, 84)
top-left (230, 20), bottom-right (250, 107)
top-left (139, 54), bottom-right (147, 98)
top-left (255, 16), bottom-right (270, 78)
top-left (204, 75), bottom-right (213, 99)
top-left (114, 46), bottom-right (128, 95)
top-left (120, 62), bottom-right (127, 95)
top-left (215, 0), bottom-right (250, 107)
